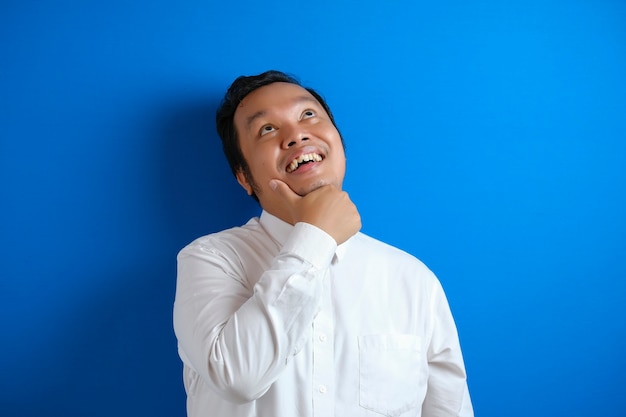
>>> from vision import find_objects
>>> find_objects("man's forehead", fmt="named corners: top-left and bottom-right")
top-left (237, 82), bottom-right (314, 109)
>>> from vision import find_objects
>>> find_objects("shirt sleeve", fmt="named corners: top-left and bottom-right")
top-left (421, 280), bottom-right (474, 416)
top-left (173, 222), bottom-right (336, 404)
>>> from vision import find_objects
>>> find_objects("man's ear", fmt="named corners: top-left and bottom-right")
top-left (235, 170), bottom-right (253, 195)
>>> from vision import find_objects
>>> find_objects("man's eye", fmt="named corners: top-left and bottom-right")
top-left (302, 110), bottom-right (316, 119)
top-left (260, 125), bottom-right (275, 136)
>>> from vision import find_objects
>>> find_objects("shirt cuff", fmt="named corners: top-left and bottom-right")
top-left (280, 222), bottom-right (337, 270)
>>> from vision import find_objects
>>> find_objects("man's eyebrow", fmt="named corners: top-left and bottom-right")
top-left (245, 95), bottom-right (319, 130)
top-left (245, 110), bottom-right (266, 130)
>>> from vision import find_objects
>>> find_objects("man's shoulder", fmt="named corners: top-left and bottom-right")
top-left (178, 217), bottom-right (266, 257)
top-left (353, 231), bottom-right (408, 254)
top-left (352, 232), bottom-right (426, 266)
top-left (348, 232), bottom-right (438, 286)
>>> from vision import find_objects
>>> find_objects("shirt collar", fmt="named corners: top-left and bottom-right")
top-left (259, 210), bottom-right (350, 263)
top-left (259, 210), bottom-right (293, 245)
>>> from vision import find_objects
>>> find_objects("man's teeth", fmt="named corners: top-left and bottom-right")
top-left (287, 153), bottom-right (323, 173)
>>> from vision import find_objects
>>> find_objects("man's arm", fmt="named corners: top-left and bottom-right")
top-left (421, 281), bottom-right (474, 416)
top-left (174, 222), bottom-right (336, 403)
top-left (173, 180), bottom-right (361, 404)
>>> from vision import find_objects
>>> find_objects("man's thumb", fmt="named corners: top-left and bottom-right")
top-left (269, 179), bottom-right (280, 191)
top-left (269, 179), bottom-right (298, 201)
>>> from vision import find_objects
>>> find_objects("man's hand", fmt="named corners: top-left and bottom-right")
top-left (269, 180), bottom-right (361, 245)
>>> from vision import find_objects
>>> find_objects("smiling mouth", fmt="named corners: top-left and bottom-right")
top-left (286, 152), bottom-right (323, 173)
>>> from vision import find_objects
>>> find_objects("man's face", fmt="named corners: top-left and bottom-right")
top-left (233, 82), bottom-right (346, 221)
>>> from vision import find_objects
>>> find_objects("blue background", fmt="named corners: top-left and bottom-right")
top-left (2, 0), bottom-right (625, 416)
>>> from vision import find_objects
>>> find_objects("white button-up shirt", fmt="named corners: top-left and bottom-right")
top-left (174, 211), bottom-right (473, 417)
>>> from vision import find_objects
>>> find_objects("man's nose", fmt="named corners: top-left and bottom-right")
top-left (281, 127), bottom-right (309, 148)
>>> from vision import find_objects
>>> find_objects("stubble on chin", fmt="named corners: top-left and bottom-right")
top-left (294, 178), bottom-right (340, 196)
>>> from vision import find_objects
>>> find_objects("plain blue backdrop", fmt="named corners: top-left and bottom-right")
top-left (1, 1), bottom-right (625, 416)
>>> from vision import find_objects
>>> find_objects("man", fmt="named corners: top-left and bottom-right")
top-left (173, 70), bottom-right (473, 417)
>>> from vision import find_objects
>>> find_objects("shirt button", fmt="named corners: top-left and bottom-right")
top-left (318, 385), bottom-right (327, 394)
top-left (319, 333), bottom-right (327, 342)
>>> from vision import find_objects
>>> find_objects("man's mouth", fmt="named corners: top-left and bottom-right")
top-left (286, 152), bottom-right (323, 173)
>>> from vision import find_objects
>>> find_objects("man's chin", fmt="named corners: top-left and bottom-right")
top-left (294, 179), bottom-right (335, 196)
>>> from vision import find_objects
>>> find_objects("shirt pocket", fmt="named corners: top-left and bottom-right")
top-left (358, 334), bottom-right (425, 417)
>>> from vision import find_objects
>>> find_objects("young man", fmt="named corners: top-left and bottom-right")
top-left (173, 70), bottom-right (473, 417)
